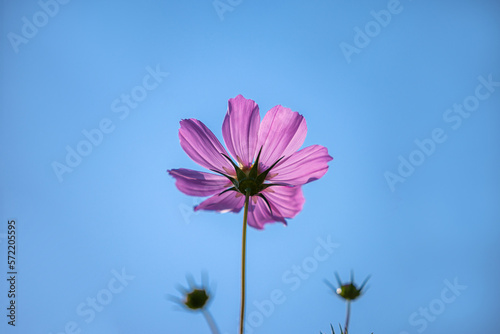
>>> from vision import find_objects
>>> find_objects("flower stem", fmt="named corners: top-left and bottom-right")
top-left (239, 189), bottom-right (251, 334)
top-left (202, 309), bottom-right (220, 334)
top-left (344, 300), bottom-right (351, 334)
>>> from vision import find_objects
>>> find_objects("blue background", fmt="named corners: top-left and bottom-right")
top-left (1, 0), bottom-right (499, 333)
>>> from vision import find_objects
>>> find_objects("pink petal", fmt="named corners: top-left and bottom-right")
top-left (269, 145), bottom-right (333, 186)
top-left (247, 186), bottom-right (305, 229)
top-left (179, 119), bottom-right (234, 174)
top-left (222, 95), bottom-right (260, 168)
top-left (257, 105), bottom-right (307, 168)
top-left (195, 191), bottom-right (245, 213)
top-left (168, 168), bottom-right (231, 197)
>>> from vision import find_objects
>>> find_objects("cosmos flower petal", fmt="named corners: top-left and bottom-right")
top-left (270, 145), bottom-right (333, 186)
top-left (264, 185), bottom-right (305, 219)
top-left (194, 191), bottom-right (245, 213)
top-left (179, 119), bottom-right (233, 174)
top-left (222, 95), bottom-right (260, 168)
top-left (257, 105), bottom-right (307, 168)
top-left (247, 186), bottom-right (305, 229)
top-left (246, 199), bottom-right (283, 230)
top-left (168, 168), bottom-right (231, 197)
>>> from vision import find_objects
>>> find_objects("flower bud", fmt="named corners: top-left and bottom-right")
top-left (169, 273), bottom-right (212, 311)
top-left (325, 271), bottom-right (370, 301)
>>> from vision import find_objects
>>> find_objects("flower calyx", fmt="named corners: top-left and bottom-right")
top-left (211, 147), bottom-right (285, 213)
top-left (184, 288), bottom-right (209, 310)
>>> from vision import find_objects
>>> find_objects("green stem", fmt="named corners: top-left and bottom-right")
top-left (239, 189), bottom-right (251, 334)
top-left (344, 300), bottom-right (351, 334)
top-left (202, 309), bottom-right (220, 334)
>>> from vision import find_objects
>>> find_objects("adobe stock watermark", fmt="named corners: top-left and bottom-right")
top-left (340, 0), bottom-right (412, 64)
top-left (223, 235), bottom-right (339, 334)
top-left (385, 73), bottom-right (500, 192)
top-left (399, 277), bottom-right (467, 334)
top-left (7, 0), bottom-right (71, 54)
top-left (48, 267), bottom-right (135, 334)
top-left (178, 197), bottom-right (202, 225)
top-left (51, 64), bottom-right (169, 183)
top-left (213, 0), bottom-right (243, 21)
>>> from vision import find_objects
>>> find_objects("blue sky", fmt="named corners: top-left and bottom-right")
top-left (1, 0), bottom-right (499, 333)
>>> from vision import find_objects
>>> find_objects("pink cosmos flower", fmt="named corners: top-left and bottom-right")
top-left (168, 95), bottom-right (332, 229)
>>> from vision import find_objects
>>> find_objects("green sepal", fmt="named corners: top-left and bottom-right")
top-left (257, 193), bottom-right (273, 214)
top-left (221, 153), bottom-right (246, 181)
top-left (210, 169), bottom-right (239, 189)
top-left (359, 275), bottom-right (371, 292)
top-left (248, 147), bottom-right (263, 180)
top-left (335, 272), bottom-right (343, 287)
top-left (255, 156), bottom-right (285, 185)
top-left (218, 187), bottom-right (238, 196)
top-left (324, 279), bottom-right (337, 293)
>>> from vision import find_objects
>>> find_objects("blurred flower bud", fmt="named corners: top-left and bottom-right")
top-left (325, 271), bottom-right (370, 301)
top-left (168, 272), bottom-right (213, 311)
